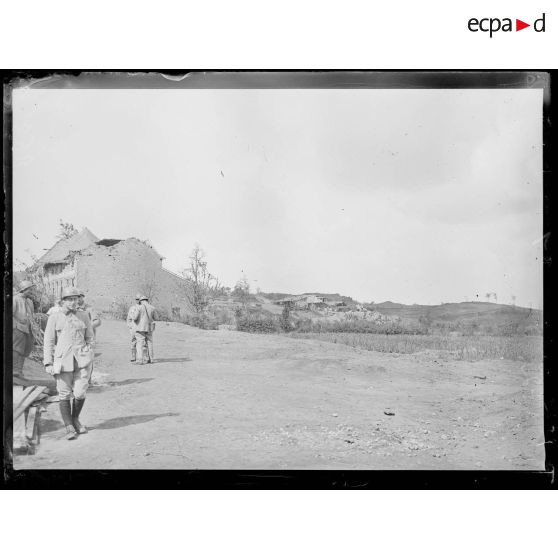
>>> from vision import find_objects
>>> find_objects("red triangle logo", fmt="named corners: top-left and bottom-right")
top-left (516, 19), bottom-right (530, 31)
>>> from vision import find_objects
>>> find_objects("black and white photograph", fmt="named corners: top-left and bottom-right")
top-left (5, 71), bottom-right (548, 475)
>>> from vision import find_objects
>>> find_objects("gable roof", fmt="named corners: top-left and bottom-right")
top-left (36, 227), bottom-right (99, 266)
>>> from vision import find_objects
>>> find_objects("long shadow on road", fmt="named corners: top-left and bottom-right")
top-left (153, 357), bottom-right (192, 363)
top-left (108, 378), bottom-right (155, 387)
top-left (92, 413), bottom-right (180, 430)
top-left (38, 410), bottom-right (177, 435)
top-left (89, 378), bottom-right (155, 391)
top-left (41, 418), bottom-right (63, 434)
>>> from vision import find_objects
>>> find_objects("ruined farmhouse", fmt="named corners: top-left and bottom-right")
top-left (274, 294), bottom-right (346, 310)
top-left (34, 228), bottom-right (191, 318)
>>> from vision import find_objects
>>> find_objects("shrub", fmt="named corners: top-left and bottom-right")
top-left (35, 293), bottom-right (58, 314)
top-left (236, 314), bottom-right (279, 333)
top-left (182, 313), bottom-right (219, 330)
top-left (235, 307), bottom-right (280, 333)
top-left (280, 304), bottom-right (295, 332)
top-left (157, 307), bottom-right (171, 322)
top-left (291, 317), bottom-right (424, 335)
top-left (29, 313), bottom-right (48, 363)
top-left (109, 297), bottom-right (130, 320)
top-left (208, 306), bottom-right (235, 326)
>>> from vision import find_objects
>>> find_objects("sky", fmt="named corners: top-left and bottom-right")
top-left (12, 87), bottom-right (543, 308)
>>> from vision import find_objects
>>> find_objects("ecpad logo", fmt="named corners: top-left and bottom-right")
top-left (468, 13), bottom-right (546, 37)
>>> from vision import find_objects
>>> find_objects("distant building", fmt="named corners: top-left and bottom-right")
top-left (32, 228), bottom-right (191, 317)
top-left (305, 295), bottom-right (326, 305)
top-left (275, 294), bottom-right (327, 309)
top-left (324, 299), bottom-right (345, 307)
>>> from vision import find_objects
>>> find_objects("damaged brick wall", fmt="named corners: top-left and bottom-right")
top-left (74, 238), bottom-right (191, 316)
top-left (158, 268), bottom-right (191, 319)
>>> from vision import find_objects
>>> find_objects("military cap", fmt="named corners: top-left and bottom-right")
top-left (135, 293), bottom-right (143, 300)
top-left (140, 295), bottom-right (149, 301)
top-left (61, 286), bottom-right (81, 299)
top-left (16, 280), bottom-right (34, 293)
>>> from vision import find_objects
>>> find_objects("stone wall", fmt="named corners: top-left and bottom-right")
top-left (156, 268), bottom-right (191, 319)
top-left (73, 238), bottom-right (191, 316)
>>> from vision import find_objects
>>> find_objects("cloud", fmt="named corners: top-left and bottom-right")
top-left (12, 88), bottom-right (543, 307)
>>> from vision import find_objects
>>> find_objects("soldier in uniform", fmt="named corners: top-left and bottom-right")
top-left (77, 290), bottom-right (101, 339)
top-left (129, 296), bottom-right (151, 365)
top-left (127, 294), bottom-right (142, 362)
top-left (139, 295), bottom-right (158, 363)
top-left (43, 287), bottom-right (95, 440)
top-left (13, 280), bottom-right (36, 380)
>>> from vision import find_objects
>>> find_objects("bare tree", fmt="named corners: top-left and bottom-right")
top-left (57, 220), bottom-right (78, 240)
top-left (485, 293), bottom-right (491, 303)
top-left (181, 245), bottom-right (221, 315)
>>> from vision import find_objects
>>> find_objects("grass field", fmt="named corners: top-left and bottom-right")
top-left (286, 332), bottom-right (543, 362)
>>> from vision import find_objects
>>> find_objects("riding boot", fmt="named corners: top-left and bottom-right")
top-left (60, 399), bottom-right (77, 440)
top-left (72, 398), bottom-right (87, 434)
top-left (131, 349), bottom-right (136, 362)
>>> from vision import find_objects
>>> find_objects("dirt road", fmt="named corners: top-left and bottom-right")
top-left (15, 319), bottom-right (544, 470)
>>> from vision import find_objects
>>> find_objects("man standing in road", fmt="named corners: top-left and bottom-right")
top-left (13, 280), bottom-right (36, 380)
top-left (139, 295), bottom-right (158, 364)
top-left (127, 293), bottom-right (142, 362)
top-left (129, 295), bottom-right (150, 365)
top-left (43, 287), bottom-right (95, 440)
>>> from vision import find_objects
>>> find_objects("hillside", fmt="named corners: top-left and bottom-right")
top-left (370, 301), bottom-right (542, 335)
top-left (211, 291), bottom-right (543, 337)
top-left (260, 293), bottom-right (541, 325)
top-left (251, 295), bottom-right (542, 335)
top-left (261, 292), bottom-right (356, 304)
top-left (373, 301), bottom-right (541, 321)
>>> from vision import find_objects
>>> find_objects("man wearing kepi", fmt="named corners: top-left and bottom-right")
top-left (127, 293), bottom-right (142, 362)
top-left (43, 287), bottom-right (95, 440)
top-left (130, 295), bottom-right (151, 365)
top-left (13, 280), bottom-right (36, 380)
top-left (139, 295), bottom-right (158, 364)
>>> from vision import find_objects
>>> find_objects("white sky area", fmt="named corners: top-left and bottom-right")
top-left (12, 88), bottom-right (543, 308)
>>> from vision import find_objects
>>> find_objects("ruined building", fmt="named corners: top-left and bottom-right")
top-left (34, 228), bottom-right (191, 318)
